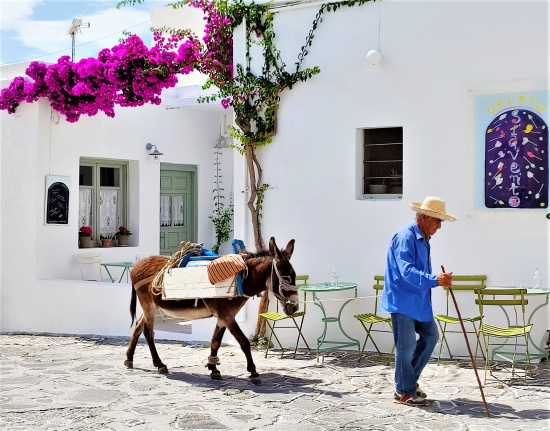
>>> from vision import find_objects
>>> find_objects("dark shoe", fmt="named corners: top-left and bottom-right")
top-left (394, 387), bottom-right (427, 401)
top-left (416, 383), bottom-right (427, 399)
top-left (394, 393), bottom-right (428, 406)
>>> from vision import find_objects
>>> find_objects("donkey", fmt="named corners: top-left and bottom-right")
top-left (124, 237), bottom-right (298, 384)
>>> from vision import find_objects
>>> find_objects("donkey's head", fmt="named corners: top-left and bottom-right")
top-left (268, 237), bottom-right (299, 315)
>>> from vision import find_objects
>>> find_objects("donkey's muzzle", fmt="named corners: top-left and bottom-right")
top-left (283, 294), bottom-right (299, 315)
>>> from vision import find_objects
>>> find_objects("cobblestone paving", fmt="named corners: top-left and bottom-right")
top-left (0, 334), bottom-right (549, 430)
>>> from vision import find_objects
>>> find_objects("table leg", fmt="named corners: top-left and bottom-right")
top-left (310, 292), bottom-right (328, 361)
top-left (117, 267), bottom-right (128, 283)
top-left (526, 295), bottom-right (549, 359)
top-left (310, 289), bottom-right (360, 362)
top-left (102, 266), bottom-right (116, 283)
top-left (336, 296), bottom-right (360, 348)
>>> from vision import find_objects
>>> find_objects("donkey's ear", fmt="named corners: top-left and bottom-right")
top-left (282, 239), bottom-right (295, 260)
top-left (269, 237), bottom-right (283, 259)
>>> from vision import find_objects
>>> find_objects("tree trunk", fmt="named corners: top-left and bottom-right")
top-left (254, 292), bottom-right (269, 337)
top-left (244, 144), bottom-right (265, 251)
top-left (243, 143), bottom-right (270, 337)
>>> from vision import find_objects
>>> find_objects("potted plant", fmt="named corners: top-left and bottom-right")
top-left (115, 226), bottom-right (132, 246)
top-left (79, 226), bottom-right (92, 248)
top-left (100, 235), bottom-right (112, 247)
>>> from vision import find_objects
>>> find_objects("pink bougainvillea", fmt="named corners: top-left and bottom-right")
top-left (0, 0), bottom-right (233, 122)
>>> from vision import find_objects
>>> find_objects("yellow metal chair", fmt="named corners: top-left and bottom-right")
top-left (434, 275), bottom-right (487, 364)
top-left (474, 288), bottom-right (533, 384)
top-left (260, 275), bottom-right (311, 358)
top-left (354, 275), bottom-right (395, 364)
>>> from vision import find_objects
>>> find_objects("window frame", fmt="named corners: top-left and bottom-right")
top-left (357, 127), bottom-right (403, 200)
top-left (79, 158), bottom-right (128, 246)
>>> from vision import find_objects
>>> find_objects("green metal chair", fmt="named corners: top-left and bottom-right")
top-left (434, 275), bottom-right (487, 364)
top-left (474, 288), bottom-right (533, 384)
top-left (260, 275), bottom-right (311, 358)
top-left (354, 275), bottom-right (395, 364)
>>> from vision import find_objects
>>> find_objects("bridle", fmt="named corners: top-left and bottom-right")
top-left (270, 258), bottom-right (298, 307)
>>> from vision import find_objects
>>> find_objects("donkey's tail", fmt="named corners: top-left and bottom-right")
top-left (130, 275), bottom-right (157, 326)
top-left (130, 284), bottom-right (137, 327)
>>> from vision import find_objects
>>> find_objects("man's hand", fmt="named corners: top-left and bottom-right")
top-left (437, 272), bottom-right (453, 287)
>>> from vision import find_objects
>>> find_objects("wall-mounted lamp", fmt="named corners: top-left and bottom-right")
top-left (145, 143), bottom-right (163, 164)
top-left (366, 49), bottom-right (382, 66)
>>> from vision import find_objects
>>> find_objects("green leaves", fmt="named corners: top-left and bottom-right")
top-left (210, 204), bottom-right (234, 253)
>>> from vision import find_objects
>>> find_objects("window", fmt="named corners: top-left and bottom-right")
top-left (79, 159), bottom-right (128, 243)
top-left (360, 127), bottom-right (403, 199)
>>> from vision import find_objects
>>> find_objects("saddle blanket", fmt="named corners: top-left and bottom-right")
top-left (162, 266), bottom-right (236, 300)
top-left (207, 254), bottom-right (246, 284)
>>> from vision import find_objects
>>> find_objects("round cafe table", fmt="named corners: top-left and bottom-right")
top-left (299, 282), bottom-right (360, 361)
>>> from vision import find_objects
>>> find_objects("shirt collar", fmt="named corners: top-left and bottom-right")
top-left (412, 220), bottom-right (430, 242)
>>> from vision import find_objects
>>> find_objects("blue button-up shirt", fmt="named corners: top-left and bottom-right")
top-left (380, 220), bottom-right (439, 322)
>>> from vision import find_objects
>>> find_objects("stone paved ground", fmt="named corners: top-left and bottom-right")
top-left (0, 333), bottom-right (549, 431)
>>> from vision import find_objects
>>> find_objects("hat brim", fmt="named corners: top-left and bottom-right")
top-left (410, 202), bottom-right (457, 222)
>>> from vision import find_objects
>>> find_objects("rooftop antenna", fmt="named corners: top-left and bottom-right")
top-left (68, 18), bottom-right (90, 62)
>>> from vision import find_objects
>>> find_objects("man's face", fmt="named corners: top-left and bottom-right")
top-left (418, 214), bottom-right (443, 237)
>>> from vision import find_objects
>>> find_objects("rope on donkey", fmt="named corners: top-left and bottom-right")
top-left (151, 241), bottom-right (204, 296)
top-left (206, 355), bottom-right (221, 367)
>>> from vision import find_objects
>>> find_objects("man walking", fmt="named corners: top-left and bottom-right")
top-left (380, 196), bottom-right (456, 406)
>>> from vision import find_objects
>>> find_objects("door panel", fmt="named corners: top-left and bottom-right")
top-left (160, 168), bottom-right (195, 256)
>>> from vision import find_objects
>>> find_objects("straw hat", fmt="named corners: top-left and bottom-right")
top-left (410, 196), bottom-right (457, 222)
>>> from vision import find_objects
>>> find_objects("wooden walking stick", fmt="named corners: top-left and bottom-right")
top-left (441, 266), bottom-right (491, 418)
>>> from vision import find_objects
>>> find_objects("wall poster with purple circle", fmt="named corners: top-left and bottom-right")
top-left (476, 91), bottom-right (548, 209)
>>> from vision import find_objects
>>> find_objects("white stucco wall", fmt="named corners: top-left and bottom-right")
top-left (1, 0), bottom-right (548, 362)
top-left (0, 86), bottom-right (234, 337)
top-left (0, 5), bottom-right (240, 346)
top-left (235, 0), bottom-right (549, 355)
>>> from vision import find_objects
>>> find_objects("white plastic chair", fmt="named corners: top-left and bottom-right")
top-left (78, 253), bottom-right (109, 281)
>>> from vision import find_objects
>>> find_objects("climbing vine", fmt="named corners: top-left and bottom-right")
top-left (0, 0), bottom-right (375, 251)
top-left (210, 137), bottom-right (234, 253)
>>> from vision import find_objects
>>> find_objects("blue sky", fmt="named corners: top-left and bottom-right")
top-left (0, 0), bottom-right (170, 65)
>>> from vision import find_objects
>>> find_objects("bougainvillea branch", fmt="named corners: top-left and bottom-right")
top-left (1, 0), bottom-right (374, 249)
top-left (1, 0), bottom-right (374, 337)
top-left (0, 30), bottom-right (202, 122)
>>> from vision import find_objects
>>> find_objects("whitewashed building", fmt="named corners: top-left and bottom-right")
top-left (1, 0), bottom-right (548, 360)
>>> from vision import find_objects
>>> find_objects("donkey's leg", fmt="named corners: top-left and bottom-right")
top-left (225, 319), bottom-right (261, 384)
top-left (208, 321), bottom-right (227, 380)
top-left (142, 321), bottom-right (168, 374)
top-left (125, 315), bottom-right (145, 369)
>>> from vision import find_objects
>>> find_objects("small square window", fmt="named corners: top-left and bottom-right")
top-left (79, 165), bottom-right (93, 186)
top-left (100, 167), bottom-right (120, 187)
top-left (358, 127), bottom-right (403, 199)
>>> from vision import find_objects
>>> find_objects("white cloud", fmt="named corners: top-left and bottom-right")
top-left (0, 0), bottom-right (43, 31)
top-left (1, 1), bottom-right (172, 63)
top-left (77, 7), bottom-right (153, 55)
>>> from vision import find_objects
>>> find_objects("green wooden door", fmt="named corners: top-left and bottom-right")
top-left (159, 166), bottom-right (196, 256)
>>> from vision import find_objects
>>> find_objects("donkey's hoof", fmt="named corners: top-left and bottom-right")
top-left (250, 376), bottom-right (262, 385)
top-left (158, 366), bottom-right (169, 374)
top-left (124, 360), bottom-right (133, 369)
top-left (210, 371), bottom-right (222, 380)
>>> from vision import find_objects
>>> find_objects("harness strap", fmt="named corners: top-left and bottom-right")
top-left (134, 274), bottom-right (156, 290)
top-left (201, 298), bottom-right (214, 316)
top-left (272, 259), bottom-right (297, 292)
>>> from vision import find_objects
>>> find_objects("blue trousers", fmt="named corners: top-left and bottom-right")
top-left (391, 313), bottom-right (439, 396)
